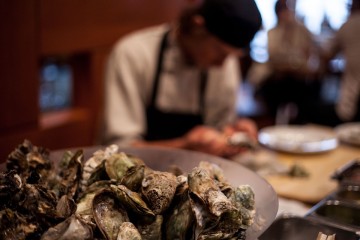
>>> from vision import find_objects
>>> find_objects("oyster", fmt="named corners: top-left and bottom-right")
top-left (110, 184), bottom-right (155, 219)
top-left (188, 167), bottom-right (235, 217)
top-left (0, 141), bottom-right (257, 240)
top-left (40, 214), bottom-right (93, 240)
top-left (175, 174), bottom-right (188, 196)
top-left (198, 161), bottom-right (233, 196)
top-left (56, 195), bottom-right (77, 219)
top-left (141, 171), bottom-right (177, 214)
top-left (136, 215), bottom-right (163, 240)
top-left (105, 152), bottom-right (145, 191)
top-left (164, 189), bottom-right (194, 240)
top-left (198, 161), bottom-right (226, 182)
top-left (117, 222), bottom-right (142, 240)
top-left (19, 183), bottom-right (59, 221)
top-left (81, 144), bottom-right (119, 191)
top-left (54, 150), bottom-right (83, 199)
top-left (92, 189), bottom-right (129, 240)
top-left (189, 191), bottom-right (219, 239)
top-left (0, 171), bottom-right (23, 210)
top-left (0, 208), bottom-right (39, 240)
top-left (228, 185), bottom-right (255, 229)
top-left (86, 161), bottom-right (110, 187)
top-left (6, 139), bottom-right (52, 184)
top-left (76, 180), bottom-right (117, 225)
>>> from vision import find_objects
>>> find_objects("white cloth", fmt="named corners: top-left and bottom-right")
top-left (103, 24), bottom-right (241, 145)
top-left (328, 13), bottom-right (360, 121)
top-left (267, 20), bottom-right (317, 75)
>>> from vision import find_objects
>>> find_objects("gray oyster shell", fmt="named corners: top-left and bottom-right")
top-left (164, 189), bottom-right (194, 240)
top-left (136, 215), bottom-right (163, 240)
top-left (92, 189), bottom-right (129, 240)
top-left (110, 184), bottom-right (155, 219)
top-left (105, 152), bottom-right (145, 191)
top-left (41, 214), bottom-right (93, 240)
top-left (188, 167), bottom-right (235, 217)
top-left (0, 141), bottom-right (258, 240)
top-left (141, 171), bottom-right (177, 215)
top-left (117, 222), bottom-right (142, 240)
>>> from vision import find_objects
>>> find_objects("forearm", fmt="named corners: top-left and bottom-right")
top-left (131, 137), bottom-right (188, 149)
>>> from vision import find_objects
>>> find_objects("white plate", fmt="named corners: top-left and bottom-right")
top-left (335, 122), bottom-right (360, 146)
top-left (258, 125), bottom-right (338, 154)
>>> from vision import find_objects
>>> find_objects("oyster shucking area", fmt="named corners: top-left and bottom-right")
top-left (0, 140), bottom-right (255, 240)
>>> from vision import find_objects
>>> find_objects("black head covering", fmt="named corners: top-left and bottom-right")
top-left (275, 0), bottom-right (289, 17)
top-left (198, 0), bottom-right (262, 49)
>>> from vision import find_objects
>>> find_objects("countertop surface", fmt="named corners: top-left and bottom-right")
top-left (264, 143), bottom-right (360, 204)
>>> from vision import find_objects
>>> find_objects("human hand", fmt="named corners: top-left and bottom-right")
top-left (223, 118), bottom-right (258, 141)
top-left (183, 125), bottom-right (246, 158)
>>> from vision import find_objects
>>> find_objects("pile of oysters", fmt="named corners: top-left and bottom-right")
top-left (0, 140), bottom-right (255, 240)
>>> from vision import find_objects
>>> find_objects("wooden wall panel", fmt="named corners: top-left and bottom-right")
top-left (39, 0), bottom-right (185, 55)
top-left (0, 108), bottom-right (93, 163)
top-left (0, 0), bottom-right (187, 162)
top-left (0, 1), bottom-right (39, 133)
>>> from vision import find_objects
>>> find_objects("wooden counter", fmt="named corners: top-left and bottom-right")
top-left (264, 144), bottom-right (360, 204)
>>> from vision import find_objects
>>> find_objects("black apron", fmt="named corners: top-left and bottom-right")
top-left (145, 31), bottom-right (208, 141)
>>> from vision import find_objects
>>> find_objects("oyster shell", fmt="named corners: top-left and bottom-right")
top-left (92, 189), bottom-right (129, 240)
top-left (0, 171), bottom-right (23, 210)
top-left (81, 144), bottom-right (119, 191)
top-left (6, 139), bottom-right (52, 184)
top-left (0, 208), bottom-right (38, 240)
top-left (20, 183), bottom-right (58, 220)
top-left (136, 215), bottom-right (163, 240)
top-left (40, 214), bottom-right (93, 240)
top-left (86, 160), bottom-right (110, 187)
top-left (55, 150), bottom-right (83, 199)
top-left (188, 167), bottom-right (235, 217)
top-left (141, 171), bottom-right (177, 215)
top-left (117, 222), bottom-right (142, 240)
top-left (198, 161), bottom-right (226, 183)
top-left (76, 180), bottom-right (118, 225)
top-left (164, 189), bottom-right (194, 240)
top-left (105, 152), bottom-right (145, 191)
top-left (110, 184), bottom-right (155, 219)
top-left (228, 185), bottom-right (255, 229)
top-left (56, 195), bottom-right (77, 219)
top-left (0, 141), bottom-right (257, 240)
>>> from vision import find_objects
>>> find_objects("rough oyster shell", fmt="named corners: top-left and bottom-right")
top-left (92, 189), bottom-right (129, 240)
top-left (40, 214), bottom-right (93, 240)
top-left (141, 171), bottom-right (177, 215)
top-left (117, 222), bottom-right (142, 240)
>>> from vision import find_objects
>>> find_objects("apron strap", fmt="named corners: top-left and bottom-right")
top-left (199, 70), bottom-right (208, 114)
top-left (150, 30), bottom-right (169, 106)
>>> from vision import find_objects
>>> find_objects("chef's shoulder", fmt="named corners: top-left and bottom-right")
top-left (111, 24), bottom-right (170, 60)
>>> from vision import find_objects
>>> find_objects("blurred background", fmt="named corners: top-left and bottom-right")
top-left (0, 0), bottom-right (351, 161)
top-left (238, 0), bottom-right (351, 120)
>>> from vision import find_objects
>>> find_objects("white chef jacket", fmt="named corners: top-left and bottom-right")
top-left (103, 24), bottom-right (241, 145)
top-left (328, 12), bottom-right (360, 121)
top-left (267, 20), bottom-right (317, 75)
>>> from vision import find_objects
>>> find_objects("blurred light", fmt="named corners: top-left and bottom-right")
top-left (39, 60), bottom-right (73, 112)
top-left (250, 0), bottom-right (350, 62)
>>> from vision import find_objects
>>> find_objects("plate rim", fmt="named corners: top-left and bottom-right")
top-left (258, 125), bottom-right (339, 154)
top-left (335, 122), bottom-right (360, 146)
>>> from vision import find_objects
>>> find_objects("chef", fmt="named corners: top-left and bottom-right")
top-left (102, 0), bottom-right (262, 158)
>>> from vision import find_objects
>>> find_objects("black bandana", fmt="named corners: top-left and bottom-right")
top-left (199, 0), bottom-right (262, 49)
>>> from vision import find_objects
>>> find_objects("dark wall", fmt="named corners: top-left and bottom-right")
top-left (0, 0), bottom-right (184, 162)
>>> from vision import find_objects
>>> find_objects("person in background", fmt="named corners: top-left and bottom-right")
top-left (102, 0), bottom-right (262, 158)
top-left (308, 0), bottom-right (360, 126)
top-left (254, 0), bottom-right (321, 124)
